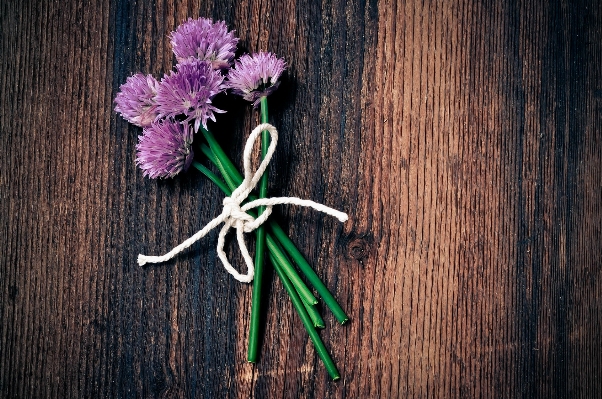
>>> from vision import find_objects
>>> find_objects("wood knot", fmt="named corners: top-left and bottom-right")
top-left (340, 232), bottom-right (374, 262)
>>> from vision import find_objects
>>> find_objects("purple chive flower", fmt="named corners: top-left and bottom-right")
top-left (226, 52), bottom-right (287, 107)
top-left (170, 17), bottom-right (239, 69)
top-left (155, 60), bottom-right (226, 131)
top-left (136, 121), bottom-right (195, 179)
top-left (114, 74), bottom-right (159, 127)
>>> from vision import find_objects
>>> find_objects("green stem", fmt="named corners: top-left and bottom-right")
top-left (200, 127), bottom-right (242, 184)
top-left (191, 161), bottom-right (230, 194)
top-left (248, 97), bottom-right (270, 362)
top-left (259, 97), bottom-right (269, 197)
top-left (266, 235), bottom-right (317, 306)
top-left (268, 222), bottom-right (349, 324)
top-left (198, 143), bottom-right (238, 191)
top-left (302, 301), bottom-right (326, 329)
top-left (270, 252), bottom-right (340, 380)
top-left (199, 143), bottom-right (218, 164)
top-left (199, 127), bottom-right (349, 324)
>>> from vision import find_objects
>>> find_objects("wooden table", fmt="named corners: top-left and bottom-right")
top-left (2, 0), bottom-right (601, 397)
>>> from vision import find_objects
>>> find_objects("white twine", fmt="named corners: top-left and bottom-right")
top-left (138, 123), bottom-right (348, 283)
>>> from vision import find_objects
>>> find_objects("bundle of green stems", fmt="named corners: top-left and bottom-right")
top-left (191, 98), bottom-right (347, 380)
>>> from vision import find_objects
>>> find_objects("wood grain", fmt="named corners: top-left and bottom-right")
top-left (1, 0), bottom-right (601, 397)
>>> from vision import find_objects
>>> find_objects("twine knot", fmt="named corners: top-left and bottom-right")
top-left (137, 123), bottom-right (348, 283)
top-left (221, 196), bottom-right (262, 233)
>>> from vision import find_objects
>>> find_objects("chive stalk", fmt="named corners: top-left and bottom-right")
top-left (248, 97), bottom-right (270, 362)
top-left (269, 252), bottom-right (340, 380)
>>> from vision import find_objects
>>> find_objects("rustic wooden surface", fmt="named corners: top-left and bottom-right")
top-left (1, 0), bottom-right (601, 397)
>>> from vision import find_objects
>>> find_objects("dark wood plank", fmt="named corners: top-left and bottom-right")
top-left (1, 0), bottom-right (601, 397)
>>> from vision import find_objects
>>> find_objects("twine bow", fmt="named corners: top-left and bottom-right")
top-left (138, 123), bottom-right (348, 282)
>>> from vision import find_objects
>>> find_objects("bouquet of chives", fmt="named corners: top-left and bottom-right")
top-left (115, 17), bottom-right (349, 380)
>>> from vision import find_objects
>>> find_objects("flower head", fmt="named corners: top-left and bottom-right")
top-left (170, 17), bottom-right (239, 69)
top-left (114, 74), bottom-right (159, 127)
top-left (155, 60), bottom-right (226, 131)
top-left (226, 52), bottom-right (286, 106)
top-left (136, 121), bottom-right (195, 179)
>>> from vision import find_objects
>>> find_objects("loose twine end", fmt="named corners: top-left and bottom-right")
top-left (138, 255), bottom-right (150, 266)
